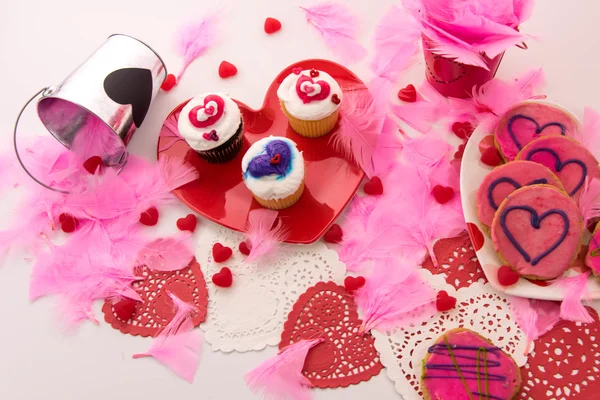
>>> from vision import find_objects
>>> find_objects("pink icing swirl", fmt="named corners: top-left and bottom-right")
top-left (295, 75), bottom-right (331, 104)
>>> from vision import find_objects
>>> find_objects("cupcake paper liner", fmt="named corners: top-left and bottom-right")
top-left (281, 103), bottom-right (339, 138)
top-left (197, 121), bottom-right (244, 163)
top-left (253, 181), bottom-right (305, 210)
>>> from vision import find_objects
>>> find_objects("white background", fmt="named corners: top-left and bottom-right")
top-left (0, 0), bottom-right (599, 399)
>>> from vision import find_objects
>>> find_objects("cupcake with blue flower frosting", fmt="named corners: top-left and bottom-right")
top-left (241, 136), bottom-right (305, 209)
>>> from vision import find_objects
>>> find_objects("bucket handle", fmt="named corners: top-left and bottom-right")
top-left (13, 87), bottom-right (69, 194)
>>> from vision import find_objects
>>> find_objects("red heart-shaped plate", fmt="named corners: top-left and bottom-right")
top-left (157, 59), bottom-right (365, 244)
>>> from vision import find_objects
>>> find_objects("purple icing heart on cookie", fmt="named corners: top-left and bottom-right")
top-left (247, 140), bottom-right (292, 178)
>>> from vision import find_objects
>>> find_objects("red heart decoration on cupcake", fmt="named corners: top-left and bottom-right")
top-left (212, 243), bottom-right (233, 263)
top-left (102, 259), bottom-right (208, 337)
top-left (212, 267), bottom-right (233, 287)
top-left (364, 176), bottom-right (383, 195)
top-left (295, 75), bottom-right (331, 104)
top-left (239, 241), bottom-right (251, 256)
top-left (139, 207), bottom-right (159, 226)
top-left (498, 265), bottom-right (520, 286)
top-left (344, 276), bottom-right (365, 292)
top-left (323, 224), bottom-right (343, 244)
top-left (189, 94), bottom-right (225, 128)
top-left (435, 290), bottom-right (457, 311)
top-left (280, 281), bottom-right (383, 388)
top-left (177, 214), bottom-right (197, 232)
top-left (83, 156), bottom-right (103, 174)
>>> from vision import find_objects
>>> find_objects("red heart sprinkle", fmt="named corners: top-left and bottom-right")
top-left (213, 243), bottom-right (233, 263)
top-left (264, 17), bottom-right (282, 34)
top-left (59, 213), bottom-right (78, 233)
top-left (161, 74), bottom-right (177, 91)
top-left (344, 276), bottom-right (366, 292)
top-left (397, 84), bottom-right (417, 102)
top-left (139, 207), bottom-right (159, 226)
top-left (113, 298), bottom-right (137, 321)
top-left (432, 185), bottom-right (455, 204)
top-left (292, 67), bottom-right (302, 75)
top-left (331, 94), bottom-right (341, 105)
top-left (436, 290), bottom-right (457, 312)
top-left (310, 69), bottom-right (319, 78)
top-left (481, 147), bottom-right (503, 167)
top-left (83, 156), bottom-right (103, 174)
top-left (498, 265), bottom-right (520, 286)
top-left (239, 241), bottom-right (251, 256)
top-left (270, 154), bottom-right (281, 165)
top-left (364, 176), bottom-right (384, 196)
top-left (176, 214), bottom-right (197, 232)
top-left (323, 224), bottom-right (343, 244)
top-left (451, 121), bottom-right (474, 140)
top-left (212, 267), bottom-right (233, 287)
top-left (218, 61), bottom-right (238, 79)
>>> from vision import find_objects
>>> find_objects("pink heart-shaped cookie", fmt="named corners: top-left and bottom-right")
top-left (280, 281), bottom-right (383, 388)
top-left (295, 75), bottom-right (331, 104)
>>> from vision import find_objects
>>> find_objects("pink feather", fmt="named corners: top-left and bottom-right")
top-left (370, 117), bottom-right (402, 177)
top-left (399, 134), bottom-right (453, 168)
top-left (245, 339), bottom-right (323, 400)
top-left (160, 292), bottom-right (198, 336)
top-left (391, 83), bottom-right (452, 134)
top-left (369, 5), bottom-right (421, 83)
top-left (330, 88), bottom-right (386, 177)
top-left (512, 0), bottom-right (536, 24)
top-left (136, 234), bottom-right (194, 272)
top-left (70, 115), bottom-right (125, 161)
top-left (300, 2), bottom-right (367, 65)
top-left (578, 178), bottom-right (600, 226)
top-left (133, 319), bottom-right (202, 383)
top-left (508, 296), bottom-right (560, 349)
top-left (245, 209), bottom-right (289, 263)
top-left (356, 259), bottom-right (436, 333)
top-left (176, 12), bottom-right (219, 81)
top-left (557, 272), bottom-right (594, 323)
top-left (576, 106), bottom-right (600, 159)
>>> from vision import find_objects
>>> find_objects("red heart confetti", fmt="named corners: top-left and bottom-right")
top-left (176, 214), bottom-right (197, 232)
top-left (83, 156), bottom-right (103, 174)
top-left (363, 176), bottom-right (384, 196)
top-left (498, 265), bottom-right (520, 286)
top-left (280, 282), bottom-right (383, 388)
top-left (480, 146), bottom-right (503, 167)
top-left (432, 185), bottom-right (454, 204)
top-left (451, 121), bottom-right (474, 140)
top-left (59, 213), bottom-right (78, 233)
top-left (139, 207), bottom-right (159, 226)
top-left (218, 61), bottom-right (238, 79)
top-left (113, 298), bottom-right (138, 321)
top-left (435, 290), bottom-right (457, 312)
top-left (264, 17), bottom-right (282, 34)
top-left (161, 74), bottom-right (177, 91)
top-left (454, 142), bottom-right (466, 160)
top-left (478, 135), bottom-right (495, 155)
top-left (239, 241), bottom-right (251, 256)
top-left (397, 84), bottom-right (417, 103)
top-left (331, 94), bottom-right (341, 105)
top-left (102, 259), bottom-right (208, 337)
top-left (466, 223), bottom-right (484, 251)
top-left (344, 276), bottom-right (366, 292)
top-left (212, 243), bottom-right (233, 263)
top-left (212, 267), bottom-right (233, 287)
top-left (323, 224), bottom-right (343, 244)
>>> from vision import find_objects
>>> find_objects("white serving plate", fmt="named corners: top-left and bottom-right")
top-left (460, 118), bottom-right (600, 300)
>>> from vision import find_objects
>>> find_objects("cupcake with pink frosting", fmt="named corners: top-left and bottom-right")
top-left (178, 92), bottom-right (243, 163)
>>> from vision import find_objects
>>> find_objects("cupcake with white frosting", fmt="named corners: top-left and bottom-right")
top-left (178, 92), bottom-right (243, 163)
top-left (242, 136), bottom-right (305, 209)
top-left (277, 68), bottom-right (343, 138)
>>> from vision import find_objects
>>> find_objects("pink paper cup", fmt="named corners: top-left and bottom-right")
top-left (422, 36), bottom-right (504, 99)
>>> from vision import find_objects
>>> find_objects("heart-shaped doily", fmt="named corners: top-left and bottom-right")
top-left (280, 281), bottom-right (383, 388)
top-left (518, 307), bottom-right (600, 399)
top-left (102, 259), bottom-right (208, 337)
top-left (422, 231), bottom-right (488, 290)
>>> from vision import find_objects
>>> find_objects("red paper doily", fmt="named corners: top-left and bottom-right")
top-left (519, 308), bottom-right (600, 399)
top-left (422, 231), bottom-right (488, 289)
top-left (280, 281), bottom-right (383, 388)
top-left (102, 259), bottom-right (208, 337)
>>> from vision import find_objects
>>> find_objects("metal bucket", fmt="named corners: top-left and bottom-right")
top-left (14, 34), bottom-right (167, 192)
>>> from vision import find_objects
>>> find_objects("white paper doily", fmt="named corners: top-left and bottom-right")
top-left (373, 269), bottom-right (530, 400)
top-left (196, 224), bottom-right (346, 352)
